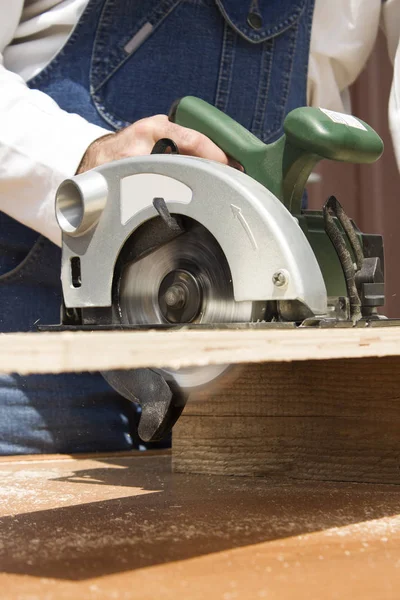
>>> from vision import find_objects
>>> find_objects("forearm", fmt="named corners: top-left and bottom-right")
top-left (0, 63), bottom-right (110, 245)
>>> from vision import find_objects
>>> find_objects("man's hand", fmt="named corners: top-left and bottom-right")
top-left (76, 114), bottom-right (230, 174)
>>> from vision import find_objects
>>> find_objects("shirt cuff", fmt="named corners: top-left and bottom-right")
top-left (0, 74), bottom-right (112, 246)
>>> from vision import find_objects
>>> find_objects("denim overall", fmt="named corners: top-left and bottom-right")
top-left (0, 0), bottom-right (315, 454)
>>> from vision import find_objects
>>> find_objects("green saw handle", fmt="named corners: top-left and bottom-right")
top-left (169, 96), bottom-right (384, 215)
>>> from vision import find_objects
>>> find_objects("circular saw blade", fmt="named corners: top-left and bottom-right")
top-left (118, 222), bottom-right (261, 389)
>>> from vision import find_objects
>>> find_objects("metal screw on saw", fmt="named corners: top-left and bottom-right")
top-left (164, 284), bottom-right (187, 309)
top-left (272, 270), bottom-right (289, 287)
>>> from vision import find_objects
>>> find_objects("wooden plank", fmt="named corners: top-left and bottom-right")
top-left (173, 357), bottom-right (400, 483)
top-left (1, 326), bottom-right (400, 374)
top-left (1, 452), bottom-right (400, 600)
top-left (3, 329), bottom-right (400, 484)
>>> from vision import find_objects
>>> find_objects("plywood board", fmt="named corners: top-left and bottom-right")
top-left (1, 326), bottom-right (400, 374)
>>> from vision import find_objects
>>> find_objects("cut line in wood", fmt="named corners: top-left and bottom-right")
top-left (1, 326), bottom-right (400, 374)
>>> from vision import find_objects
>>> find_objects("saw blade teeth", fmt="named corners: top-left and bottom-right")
top-left (117, 221), bottom-right (259, 389)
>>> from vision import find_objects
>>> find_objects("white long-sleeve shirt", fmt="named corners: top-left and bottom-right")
top-left (0, 0), bottom-right (399, 245)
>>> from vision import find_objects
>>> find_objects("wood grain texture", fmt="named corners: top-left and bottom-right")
top-left (2, 453), bottom-right (400, 600)
top-left (3, 329), bottom-right (400, 484)
top-left (173, 357), bottom-right (400, 483)
top-left (1, 326), bottom-right (400, 374)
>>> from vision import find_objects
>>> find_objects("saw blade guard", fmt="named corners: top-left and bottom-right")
top-left (58, 155), bottom-right (328, 318)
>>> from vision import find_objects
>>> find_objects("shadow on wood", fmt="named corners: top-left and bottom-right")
top-left (2, 453), bottom-right (400, 590)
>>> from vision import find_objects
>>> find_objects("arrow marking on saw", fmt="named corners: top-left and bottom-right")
top-left (230, 204), bottom-right (258, 250)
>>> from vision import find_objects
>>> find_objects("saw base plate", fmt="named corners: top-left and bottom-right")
top-left (39, 318), bottom-right (400, 332)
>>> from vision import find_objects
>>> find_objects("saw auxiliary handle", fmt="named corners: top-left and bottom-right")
top-left (50, 96), bottom-right (386, 442)
top-left (170, 96), bottom-right (383, 214)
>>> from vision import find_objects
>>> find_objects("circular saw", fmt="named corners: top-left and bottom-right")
top-left (51, 97), bottom-right (385, 441)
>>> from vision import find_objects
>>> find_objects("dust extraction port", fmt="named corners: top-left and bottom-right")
top-left (56, 172), bottom-right (108, 236)
top-left (70, 256), bottom-right (82, 288)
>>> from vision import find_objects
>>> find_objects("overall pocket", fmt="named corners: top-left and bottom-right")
top-left (91, 0), bottom-right (308, 141)
top-left (0, 224), bottom-right (62, 332)
top-left (0, 214), bottom-right (40, 282)
top-left (0, 214), bottom-right (60, 287)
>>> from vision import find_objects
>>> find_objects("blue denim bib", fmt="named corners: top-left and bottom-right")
top-left (0, 0), bottom-right (315, 453)
top-left (30, 0), bottom-right (314, 139)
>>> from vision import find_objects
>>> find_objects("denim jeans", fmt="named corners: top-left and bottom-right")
top-left (0, 0), bottom-right (315, 454)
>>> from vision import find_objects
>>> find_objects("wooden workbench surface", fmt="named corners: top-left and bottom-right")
top-left (1, 452), bottom-right (400, 599)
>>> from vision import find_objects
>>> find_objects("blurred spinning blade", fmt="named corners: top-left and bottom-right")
top-left (118, 223), bottom-right (261, 389)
